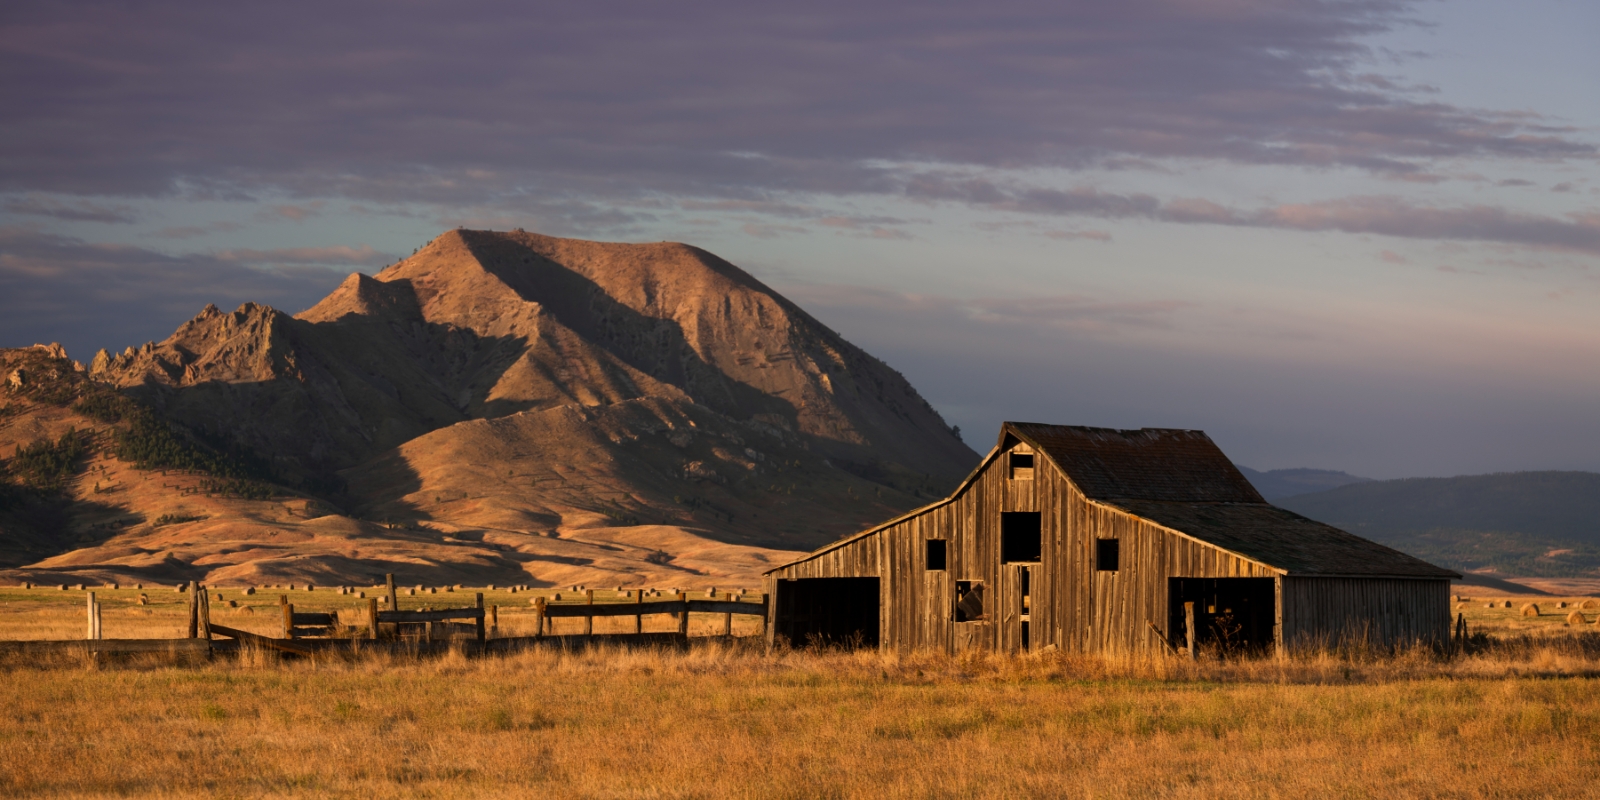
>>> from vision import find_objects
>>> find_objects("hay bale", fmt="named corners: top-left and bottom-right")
top-left (134, 583), bottom-right (142, 590)
top-left (1582, 599), bottom-right (1599, 610)
top-left (214, 592), bottom-right (224, 601)
top-left (238, 606), bottom-right (255, 615)
top-left (306, 584), bottom-right (315, 592)
top-left (1521, 603), bottom-right (1540, 617)
top-left (1567, 611), bottom-right (1585, 625)
top-left (227, 600), bottom-right (238, 608)
top-left (57, 585), bottom-right (67, 591)
top-left (1501, 600), bottom-right (1513, 608)
top-left (73, 583), bottom-right (85, 591)
top-left (404, 588), bottom-right (415, 596)
top-left (137, 594), bottom-right (148, 605)
top-left (1557, 601), bottom-right (1568, 609)
top-left (21, 582), bottom-right (30, 589)
top-left (356, 591), bottom-right (365, 598)
top-left (244, 587), bottom-right (255, 595)
top-left (486, 584), bottom-right (495, 591)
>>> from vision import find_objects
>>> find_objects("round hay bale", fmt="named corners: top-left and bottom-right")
top-left (404, 588), bottom-right (415, 596)
top-left (238, 606), bottom-right (255, 615)
top-left (1567, 611), bottom-right (1585, 625)
top-left (1582, 599), bottom-right (1599, 610)
top-left (134, 583), bottom-right (142, 590)
top-left (57, 584), bottom-right (67, 591)
top-left (486, 584), bottom-right (495, 591)
top-left (137, 594), bottom-right (148, 605)
top-left (509, 587), bottom-right (518, 593)
top-left (1557, 601), bottom-right (1568, 609)
top-left (1501, 600), bottom-right (1513, 609)
top-left (1521, 603), bottom-right (1540, 617)
top-left (244, 586), bottom-right (255, 595)
top-left (21, 582), bottom-right (30, 589)
top-left (227, 600), bottom-right (238, 608)
top-left (553, 593), bottom-right (562, 601)
top-left (214, 592), bottom-right (223, 601)
top-left (306, 584), bottom-right (315, 592)
top-left (356, 591), bottom-right (366, 598)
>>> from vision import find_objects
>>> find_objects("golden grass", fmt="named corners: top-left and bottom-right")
top-left (0, 639), bottom-right (1599, 798)
top-left (5, 588), bottom-right (1600, 797)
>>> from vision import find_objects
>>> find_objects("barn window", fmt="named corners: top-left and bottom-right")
top-left (1096, 538), bottom-right (1120, 571)
top-left (925, 539), bottom-right (947, 571)
top-left (955, 580), bottom-right (985, 622)
top-left (1009, 452), bottom-right (1034, 480)
top-left (1000, 512), bottom-right (1042, 563)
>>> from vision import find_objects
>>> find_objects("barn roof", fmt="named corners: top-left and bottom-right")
top-left (1111, 500), bottom-right (1458, 578)
top-left (1005, 423), bottom-right (1457, 578)
top-left (1004, 423), bottom-right (1264, 504)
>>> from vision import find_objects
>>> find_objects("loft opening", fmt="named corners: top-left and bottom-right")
top-left (773, 577), bottom-right (880, 649)
top-left (1009, 451), bottom-right (1034, 480)
top-left (925, 539), bottom-right (947, 571)
top-left (1001, 512), bottom-right (1041, 563)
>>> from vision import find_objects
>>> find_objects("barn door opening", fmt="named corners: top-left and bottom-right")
top-left (1167, 578), bottom-right (1275, 655)
top-left (774, 577), bottom-right (880, 649)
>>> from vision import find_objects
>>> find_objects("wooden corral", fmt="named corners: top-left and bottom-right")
top-left (766, 423), bottom-right (1458, 656)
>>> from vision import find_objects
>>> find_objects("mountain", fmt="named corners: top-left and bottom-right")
top-left (0, 230), bottom-right (980, 588)
top-left (1278, 471), bottom-right (1600, 578)
top-left (1235, 466), bottom-right (1371, 502)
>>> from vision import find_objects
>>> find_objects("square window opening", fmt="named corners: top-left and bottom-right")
top-left (1096, 538), bottom-right (1120, 571)
top-left (1009, 452), bottom-right (1035, 480)
top-left (925, 539), bottom-right (947, 571)
top-left (1001, 511), bottom-right (1042, 563)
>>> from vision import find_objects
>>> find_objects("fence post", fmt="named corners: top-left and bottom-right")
top-left (198, 586), bottom-right (211, 640)
top-left (282, 597), bottom-right (295, 640)
top-left (368, 597), bottom-right (379, 641)
top-left (1184, 601), bottom-right (1196, 661)
top-left (677, 591), bottom-right (689, 639)
top-left (86, 591), bottom-right (98, 640)
top-left (475, 593), bottom-right (486, 644)
top-left (723, 599), bottom-right (733, 639)
top-left (635, 589), bottom-right (644, 635)
top-left (187, 581), bottom-right (200, 638)
top-left (385, 573), bottom-right (398, 612)
top-left (533, 596), bottom-right (546, 639)
top-left (489, 604), bottom-right (498, 636)
top-left (584, 589), bottom-right (594, 638)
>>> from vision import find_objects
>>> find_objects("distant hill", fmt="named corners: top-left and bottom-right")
top-left (1235, 466), bottom-right (1370, 502)
top-left (1278, 472), bottom-right (1600, 578)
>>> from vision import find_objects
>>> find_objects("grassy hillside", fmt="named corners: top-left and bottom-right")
top-left (1279, 471), bottom-right (1600, 577)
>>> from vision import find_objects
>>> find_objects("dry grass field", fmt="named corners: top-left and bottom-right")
top-left (3, 587), bottom-right (1600, 798)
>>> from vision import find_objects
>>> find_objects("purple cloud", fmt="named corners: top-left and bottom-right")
top-left (0, 0), bottom-right (1590, 207)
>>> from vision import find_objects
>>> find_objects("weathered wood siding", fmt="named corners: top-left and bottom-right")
top-left (1280, 577), bottom-right (1451, 649)
top-left (770, 438), bottom-right (1444, 655)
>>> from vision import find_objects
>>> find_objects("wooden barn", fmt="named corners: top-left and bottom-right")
top-left (764, 423), bottom-right (1459, 655)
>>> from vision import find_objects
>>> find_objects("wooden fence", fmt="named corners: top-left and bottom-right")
top-left (0, 575), bottom-right (770, 658)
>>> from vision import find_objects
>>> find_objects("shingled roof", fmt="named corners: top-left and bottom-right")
top-left (1005, 423), bottom-right (1264, 504)
top-left (1006, 423), bottom-right (1458, 579)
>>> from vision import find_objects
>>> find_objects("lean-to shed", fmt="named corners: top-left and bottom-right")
top-left (765, 423), bottom-right (1459, 655)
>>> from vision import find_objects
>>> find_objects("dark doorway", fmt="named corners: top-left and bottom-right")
top-left (774, 577), bottom-right (880, 648)
top-left (1001, 512), bottom-right (1042, 563)
top-left (1168, 578), bottom-right (1275, 654)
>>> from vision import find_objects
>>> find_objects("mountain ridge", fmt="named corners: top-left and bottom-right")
top-left (1, 229), bottom-right (980, 587)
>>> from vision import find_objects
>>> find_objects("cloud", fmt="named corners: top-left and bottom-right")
top-left (0, 0), bottom-right (1591, 207)
top-left (258, 202), bottom-right (324, 222)
top-left (1551, 182), bottom-right (1575, 193)
top-left (906, 177), bottom-right (1600, 256)
top-left (3, 196), bottom-right (138, 223)
top-left (213, 244), bottom-right (392, 267)
top-left (0, 228), bottom-right (351, 359)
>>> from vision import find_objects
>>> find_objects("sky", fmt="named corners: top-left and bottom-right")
top-left (2, 0), bottom-right (1597, 479)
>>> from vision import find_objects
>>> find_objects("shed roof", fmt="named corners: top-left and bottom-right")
top-left (1111, 500), bottom-right (1459, 578)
